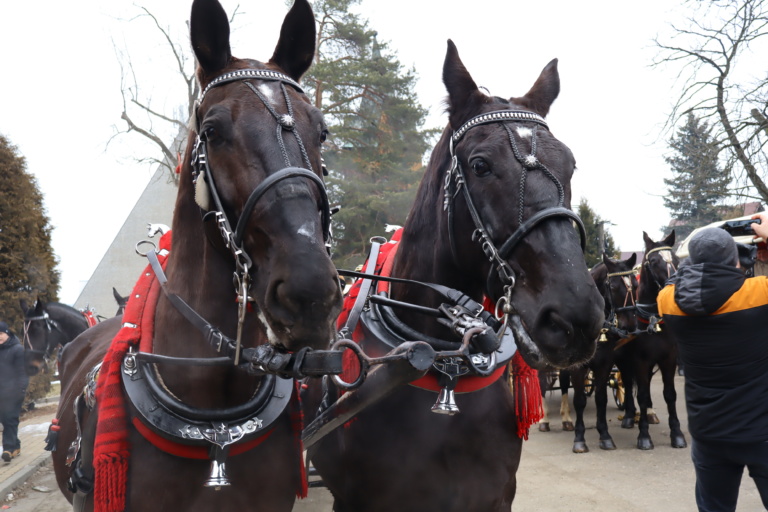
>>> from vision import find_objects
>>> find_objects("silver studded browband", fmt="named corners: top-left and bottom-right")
top-left (452, 110), bottom-right (548, 143)
top-left (199, 69), bottom-right (303, 103)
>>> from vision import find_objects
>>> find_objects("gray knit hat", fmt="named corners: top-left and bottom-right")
top-left (688, 227), bottom-right (739, 266)
top-left (0, 322), bottom-right (10, 335)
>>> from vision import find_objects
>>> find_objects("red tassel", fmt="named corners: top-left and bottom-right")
top-left (510, 351), bottom-right (543, 440)
top-left (94, 452), bottom-right (129, 512)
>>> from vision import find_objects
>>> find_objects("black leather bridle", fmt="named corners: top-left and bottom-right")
top-left (442, 110), bottom-right (586, 307)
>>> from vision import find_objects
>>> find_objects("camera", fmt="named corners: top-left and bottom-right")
top-left (720, 218), bottom-right (761, 237)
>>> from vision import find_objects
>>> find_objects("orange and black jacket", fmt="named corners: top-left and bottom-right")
top-left (658, 262), bottom-right (768, 443)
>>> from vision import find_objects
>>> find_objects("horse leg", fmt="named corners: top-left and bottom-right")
top-left (559, 369), bottom-right (574, 431)
top-left (661, 357), bottom-right (687, 448)
top-left (570, 366), bottom-right (589, 453)
top-left (537, 371), bottom-right (551, 432)
top-left (617, 351), bottom-right (636, 429)
top-left (593, 362), bottom-right (616, 450)
top-left (635, 365), bottom-right (654, 450)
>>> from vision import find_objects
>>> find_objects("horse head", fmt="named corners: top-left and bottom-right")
top-left (640, 231), bottom-right (678, 295)
top-left (598, 252), bottom-right (639, 333)
top-left (168, 0), bottom-right (341, 353)
top-left (402, 41), bottom-right (603, 368)
top-left (19, 298), bottom-right (59, 374)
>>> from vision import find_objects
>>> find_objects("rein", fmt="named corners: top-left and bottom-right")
top-left (442, 110), bottom-right (586, 314)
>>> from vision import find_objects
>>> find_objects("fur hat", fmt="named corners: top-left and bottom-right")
top-left (0, 322), bottom-right (10, 335)
top-left (688, 228), bottom-right (739, 266)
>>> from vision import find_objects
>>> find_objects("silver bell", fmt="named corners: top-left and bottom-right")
top-left (204, 459), bottom-right (231, 489)
top-left (431, 387), bottom-right (460, 415)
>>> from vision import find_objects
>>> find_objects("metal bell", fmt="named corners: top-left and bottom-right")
top-left (204, 459), bottom-right (231, 489)
top-left (431, 387), bottom-right (460, 415)
top-left (654, 322), bottom-right (662, 333)
top-left (598, 329), bottom-right (608, 342)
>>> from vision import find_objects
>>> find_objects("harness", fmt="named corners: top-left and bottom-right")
top-left (598, 268), bottom-right (638, 342)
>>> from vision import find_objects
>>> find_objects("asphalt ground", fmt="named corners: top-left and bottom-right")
top-left (2, 375), bottom-right (765, 511)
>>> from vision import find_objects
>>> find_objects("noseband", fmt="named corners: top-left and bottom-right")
top-left (442, 110), bottom-right (586, 307)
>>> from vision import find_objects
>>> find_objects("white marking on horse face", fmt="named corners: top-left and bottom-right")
top-left (258, 83), bottom-right (277, 104)
top-left (257, 310), bottom-right (280, 345)
top-left (621, 276), bottom-right (633, 290)
top-left (516, 126), bottom-right (533, 138)
top-left (298, 221), bottom-right (316, 240)
top-left (659, 250), bottom-right (674, 264)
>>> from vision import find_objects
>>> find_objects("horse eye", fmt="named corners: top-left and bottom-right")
top-left (471, 158), bottom-right (491, 177)
top-left (320, 129), bottom-right (329, 144)
top-left (202, 126), bottom-right (218, 142)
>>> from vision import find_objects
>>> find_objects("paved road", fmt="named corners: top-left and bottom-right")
top-left (2, 375), bottom-right (765, 511)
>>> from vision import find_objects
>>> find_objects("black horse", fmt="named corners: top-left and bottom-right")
top-left (306, 41), bottom-right (604, 511)
top-left (20, 298), bottom-right (93, 374)
top-left (569, 253), bottom-right (638, 452)
top-left (621, 231), bottom-right (687, 450)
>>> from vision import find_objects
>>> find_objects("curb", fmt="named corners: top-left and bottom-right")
top-left (0, 453), bottom-right (51, 500)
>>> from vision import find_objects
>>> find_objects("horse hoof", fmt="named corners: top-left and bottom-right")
top-left (671, 435), bottom-right (688, 449)
top-left (572, 442), bottom-right (589, 453)
top-left (562, 421), bottom-right (574, 432)
top-left (599, 439), bottom-right (617, 450)
top-left (647, 413), bottom-right (660, 424)
top-left (637, 438), bottom-right (654, 450)
top-left (621, 418), bottom-right (635, 429)
top-left (538, 423), bottom-right (550, 432)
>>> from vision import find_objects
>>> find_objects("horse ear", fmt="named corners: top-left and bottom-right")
top-left (602, 253), bottom-right (611, 266)
top-left (627, 252), bottom-right (637, 267)
top-left (112, 287), bottom-right (122, 302)
top-left (663, 230), bottom-right (676, 247)
top-left (513, 59), bottom-right (560, 117)
top-left (443, 40), bottom-right (486, 129)
top-left (34, 297), bottom-right (45, 314)
top-left (19, 299), bottom-right (28, 313)
top-left (190, 0), bottom-right (232, 77)
top-left (642, 231), bottom-right (653, 249)
top-left (269, 0), bottom-right (316, 81)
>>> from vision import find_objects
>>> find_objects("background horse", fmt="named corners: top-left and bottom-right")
top-left (306, 41), bottom-right (604, 511)
top-left (20, 298), bottom-right (93, 374)
top-left (51, 0), bottom-right (341, 510)
top-left (568, 253), bottom-right (638, 452)
top-left (621, 231), bottom-right (687, 450)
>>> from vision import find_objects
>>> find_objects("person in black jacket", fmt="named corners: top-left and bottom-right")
top-left (0, 321), bottom-right (28, 463)
top-left (658, 220), bottom-right (768, 512)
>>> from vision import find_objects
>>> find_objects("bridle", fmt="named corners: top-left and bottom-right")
top-left (642, 246), bottom-right (677, 290)
top-left (442, 110), bottom-right (586, 323)
top-left (188, 68), bottom-right (332, 361)
top-left (23, 311), bottom-right (61, 361)
top-left (602, 268), bottom-right (638, 335)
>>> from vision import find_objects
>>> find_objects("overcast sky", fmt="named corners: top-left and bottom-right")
top-left (1, 0), bottom-right (697, 305)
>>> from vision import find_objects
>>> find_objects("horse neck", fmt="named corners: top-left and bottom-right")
top-left (48, 303), bottom-right (89, 338)
top-left (153, 170), bottom-right (268, 359)
top-left (388, 130), bottom-right (484, 331)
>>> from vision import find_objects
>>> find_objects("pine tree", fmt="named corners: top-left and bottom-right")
top-left (0, 134), bottom-right (60, 334)
top-left (304, 0), bottom-right (438, 268)
top-left (663, 113), bottom-right (730, 241)
top-left (578, 199), bottom-right (619, 268)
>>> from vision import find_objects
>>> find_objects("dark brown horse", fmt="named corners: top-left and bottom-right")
top-left (306, 42), bottom-right (604, 511)
top-left (620, 231), bottom-right (687, 450)
top-left (569, 253), bottom-right (638, 452)
top-left (51, 0), bottom-right (341, 510)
